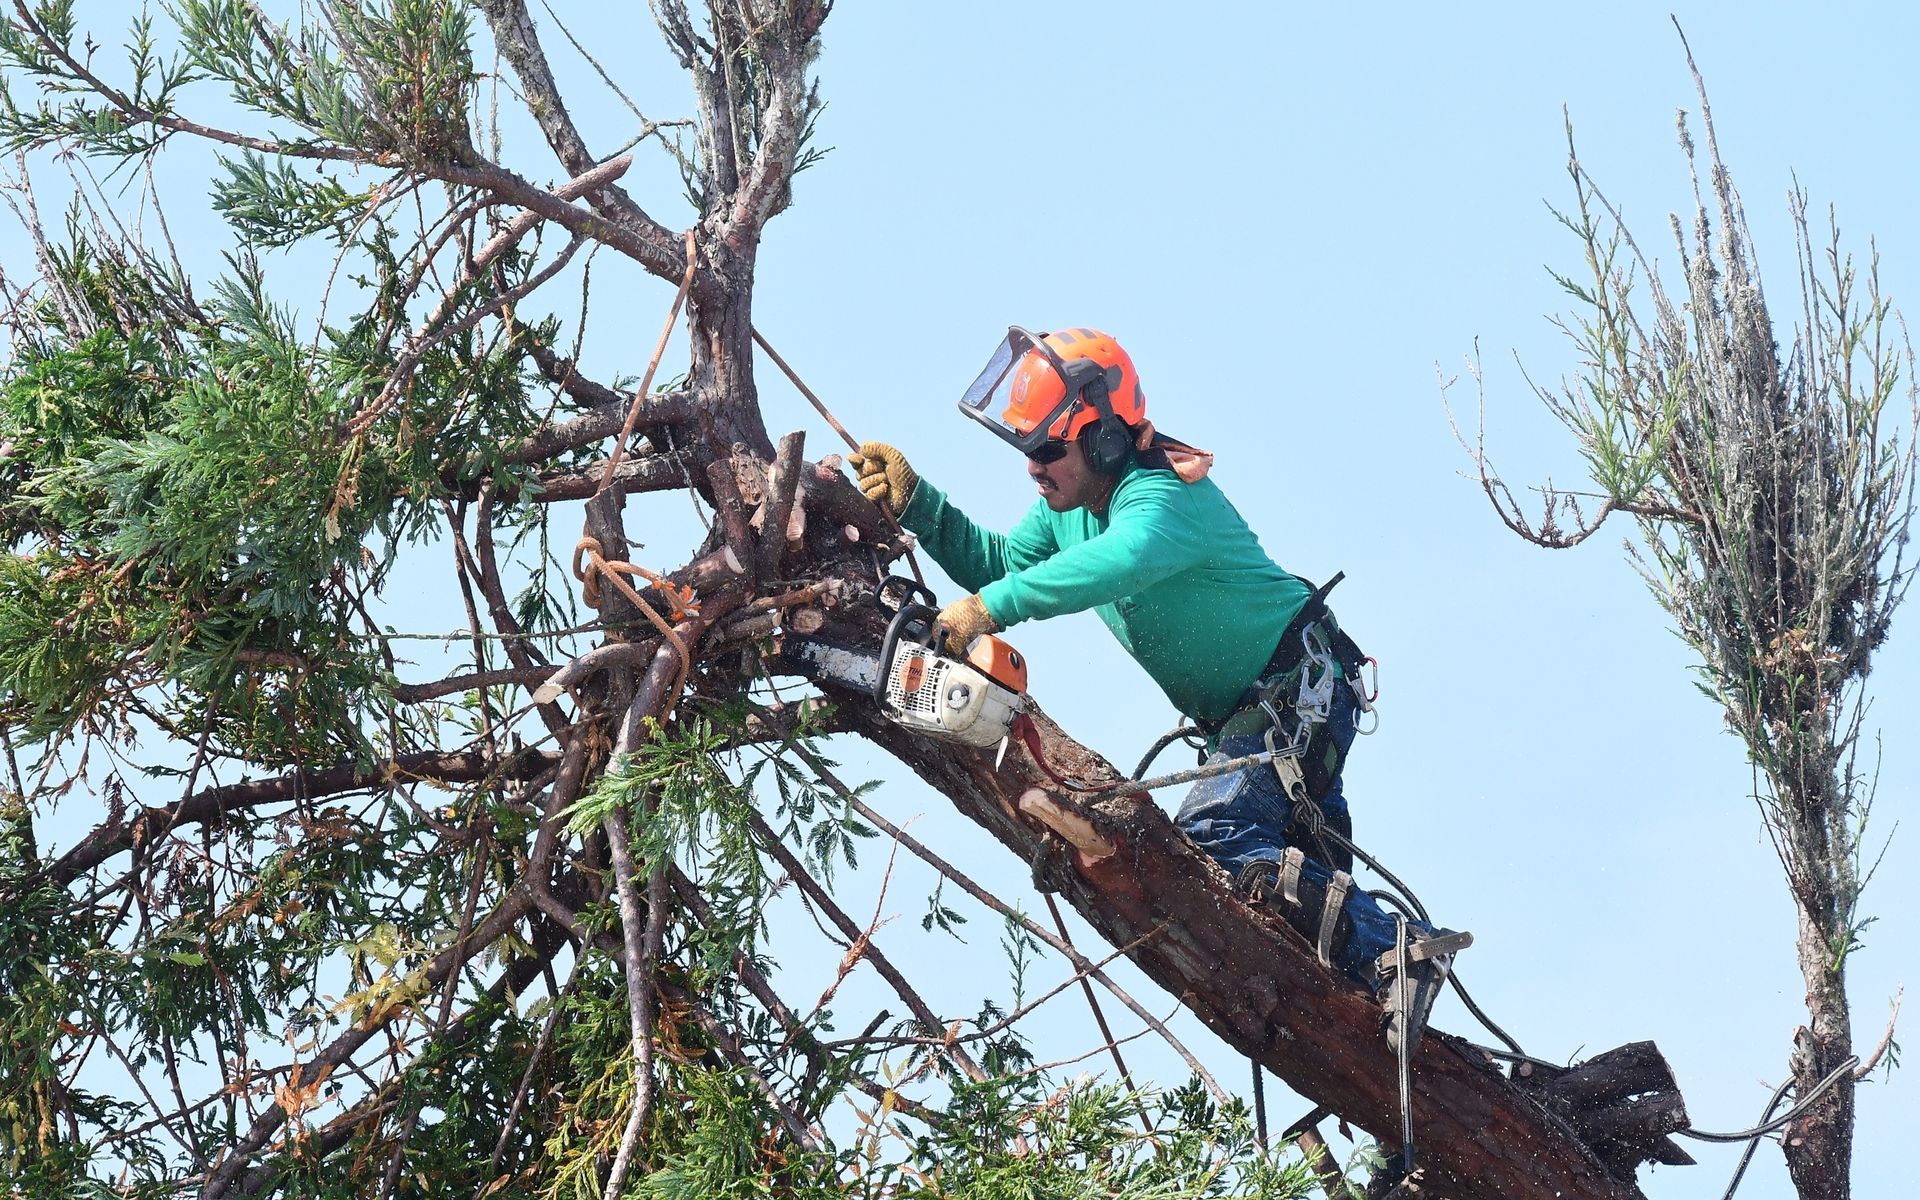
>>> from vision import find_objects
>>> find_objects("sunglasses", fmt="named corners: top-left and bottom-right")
top-left (1026, 440), bottom-right (1071, 465)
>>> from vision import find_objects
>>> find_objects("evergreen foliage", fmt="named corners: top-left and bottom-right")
top-left (0, 5), bottom-right (1329, 1197)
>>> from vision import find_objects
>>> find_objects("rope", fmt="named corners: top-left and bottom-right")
top-left (572, 536), bottom-right (692, 715)
top-left (597, 229), bottom-right (697, 499)
top-left (750, 325), bottom-right (925, 587)
top-left (563, 230), bottom-right (699, 720)
top-left (1678, 1055), bottom-right (1859, 1143)
top-left (1132, 723), bottom-right (1207, 780)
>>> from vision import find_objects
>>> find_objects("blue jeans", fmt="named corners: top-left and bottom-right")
top-left (1175, 687), bottom-right (1403, 981)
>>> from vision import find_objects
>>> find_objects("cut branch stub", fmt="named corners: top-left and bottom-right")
top-left (1514, 1040), bottom-right (1696, 1177)
top-left (1018, 787), bottom-right (1116, 861)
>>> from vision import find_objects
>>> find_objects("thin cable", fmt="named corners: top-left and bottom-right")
top-left (1132, 723), bottom-right (1206, 781)
top-left (1446, 973), bottom-right (1529, 1061)
top-left (1467, 1042), bottom-right (1573, 1073)
top-left (1678, 1056), bottom-right (1859, 1142)
top-left (1319, 824), bottom-right (1429, 926)
top-left (1710, 1077), bottom-right (1792, 1200)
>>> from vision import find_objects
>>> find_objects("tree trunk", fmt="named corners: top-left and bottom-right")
top-left (1784, 876), bottom-right (1855, 1199)
top-left (829, 683), bottom-right (1659, 1200)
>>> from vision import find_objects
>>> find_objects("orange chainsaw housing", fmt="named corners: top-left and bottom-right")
top-left (966, 635), bottom-right (1027, 694)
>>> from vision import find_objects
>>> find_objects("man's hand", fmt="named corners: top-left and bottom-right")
top-left (935, 593), bottom-right (998, 655)
top-left (849, 441), bottom-right (918, 512)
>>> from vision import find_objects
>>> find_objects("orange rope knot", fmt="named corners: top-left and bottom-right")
top-left (570, 537), bottom-right (697, 619)
top-left (571, 536), bottom-right (696, 716)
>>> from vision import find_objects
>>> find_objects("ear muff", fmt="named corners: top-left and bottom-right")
top-left (1081, 417), bottom-right (1132, 475)
top-left (1078, 367), bottom-right (1133, 475)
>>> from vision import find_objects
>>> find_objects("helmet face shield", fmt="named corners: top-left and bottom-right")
top-left (957, 327), bottom-right (1101, 455)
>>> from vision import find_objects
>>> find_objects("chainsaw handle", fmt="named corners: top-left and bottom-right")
top-left (874, 575), bottom-right (935, 615)
top-left (874, 601), bottom-right (939, 703)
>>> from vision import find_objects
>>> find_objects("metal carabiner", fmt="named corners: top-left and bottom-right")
top-left (1295, 624), bottom-right (1338, 721)
top-left (1348, 655), bottom-right (1380, 734)
top-left (1262, 708), bottom-right (1312, 761)
top-left (1265, 726), bottom-right (1310, 800)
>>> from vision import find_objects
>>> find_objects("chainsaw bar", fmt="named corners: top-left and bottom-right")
top-left (773, 633), bottom-right (882, 695)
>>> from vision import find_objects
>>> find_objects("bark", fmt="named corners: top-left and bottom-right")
top-left (833, 688), bottom-right (1657, 1200)
top-left (1785, 873), bottom-right (1856, 1199)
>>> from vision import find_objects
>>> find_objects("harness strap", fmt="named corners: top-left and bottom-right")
top-left (1317, 870), bottom-right (1352, 969)
top-left (1391, 914), bottom-right (1417, 1174)
top-left (1202, 571), bottom-right (1370, 742)
top-left (1279, 847), bottom-right (1305, 907)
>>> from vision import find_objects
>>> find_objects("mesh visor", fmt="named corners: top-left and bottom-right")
top-left (957, 327), bottom-right (1078, 454)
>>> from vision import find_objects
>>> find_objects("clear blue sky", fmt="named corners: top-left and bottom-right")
top-left (7, 4), bottom-right (1916, 1197)
top-left (748, 6), bottom-right (1920, 1198)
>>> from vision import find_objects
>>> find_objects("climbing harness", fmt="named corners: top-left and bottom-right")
top-left (1174, 577), bottom-right (1483, 1181)
top-left (1205, 571), bottom-right (1377, 809)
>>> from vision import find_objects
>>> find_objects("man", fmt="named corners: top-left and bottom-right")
top-left (851, 326), bottom-right (1466, 1054)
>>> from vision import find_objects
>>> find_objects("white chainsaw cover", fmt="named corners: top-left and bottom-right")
top-left (882, 645), bottom-right (1025, 748)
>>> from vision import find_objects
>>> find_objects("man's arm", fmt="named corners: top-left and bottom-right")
top-left (977, 473), bottom-right (1206, 626)
top-left (899, 478), bottom-right (1056, 594)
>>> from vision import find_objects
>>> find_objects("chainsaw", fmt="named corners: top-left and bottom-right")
top-left (776, 577), bottom-right (1028, 751)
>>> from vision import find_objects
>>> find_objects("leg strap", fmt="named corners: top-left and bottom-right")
top-left (1317, 870), bottom-right (1352, 969)
top-left (1279, 846), bottom-right (1305, 907)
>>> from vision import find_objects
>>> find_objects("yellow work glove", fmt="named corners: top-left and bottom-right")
top-left (935, 593), bottom-right (998, 655)
top-left (849, 440), bottom-right (918, 513)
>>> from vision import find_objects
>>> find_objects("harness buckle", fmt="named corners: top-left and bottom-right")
top-left (1265, 726), bottom-right (1310, 802)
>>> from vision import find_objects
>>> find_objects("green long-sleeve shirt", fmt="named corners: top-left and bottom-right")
top-left (899, 459), bottom-right (1312, 722)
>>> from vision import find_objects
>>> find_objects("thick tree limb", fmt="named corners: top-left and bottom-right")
top-left (526, 452), bottom-right (694, 503)
top-left (843, 695), bottom-right (1654, 1200)
top-left (436, 158), bottom-right (686, 280)
top-left (509, 384), bottom-right (695, 464)
top-left (391, 667), bottom-right (553, 704)
top-left (757, 430), bottom-right (807, 577)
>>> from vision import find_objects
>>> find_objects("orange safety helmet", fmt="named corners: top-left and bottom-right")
top-left (1003, 328), bottom-right (1145, 441)
top-left (959, 327), bottom-right (1145, 470)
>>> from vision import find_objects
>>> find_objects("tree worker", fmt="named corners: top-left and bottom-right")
top-left (850, 326), bottom-right (1469, 1055)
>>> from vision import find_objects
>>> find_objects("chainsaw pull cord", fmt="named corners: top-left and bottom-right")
top-left (750, 326), bottom-right (926, 588)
